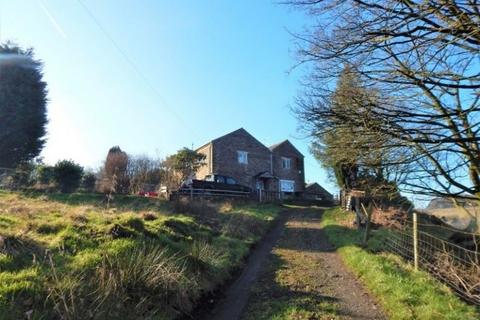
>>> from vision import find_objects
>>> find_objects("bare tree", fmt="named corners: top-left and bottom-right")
top-left (127, 155), bottom-right (163, 194)
top-left (291, 0), bottom-right (480, 200)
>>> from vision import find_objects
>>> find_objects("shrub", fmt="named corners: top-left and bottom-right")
top-left (7, 162), bottom-right (35, 189)
top-left (53, 160), bottom-right (84, 193)
top-left (36, 165), bottom-right (54, 185)
top-left (81, 172), bottom-right (96, 192)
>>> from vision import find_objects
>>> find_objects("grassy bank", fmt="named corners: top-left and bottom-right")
top-left (0, 190), bottom-right (281, 319)
top-left (322, 207), bottom-right (480, 320)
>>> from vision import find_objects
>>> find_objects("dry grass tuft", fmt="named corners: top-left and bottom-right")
top-left (222, 213), bottom-right (266, 240)
top-left (187, 240), bottom-right (226, 276)
top-left (7, 206), bottom-right (30, 214)
top-left (141, 211), bottom-right (158, 221)
top-left (218, 201), bottom-right (234, 213)
top-left (171, 197), bottom-right (217, 217)
top-left (93, 243), bottom-right (195, 317)
top-left (45, 243), bottom-right (197, 319)
top-left (0, 234), bottom-right (43, 257)
top-left (68, 213), bottom-right (88, 225)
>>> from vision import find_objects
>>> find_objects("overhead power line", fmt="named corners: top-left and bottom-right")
top-left (76, 0), bottom-right (200, 142)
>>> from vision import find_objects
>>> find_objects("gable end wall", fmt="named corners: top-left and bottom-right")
top-left (212, 130), bottom-right (272, 189)
top-left (272, 143), bottom-right (305, 192)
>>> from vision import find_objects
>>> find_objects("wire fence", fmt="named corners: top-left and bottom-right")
top-left (384, 215), bottom-right (480, 305)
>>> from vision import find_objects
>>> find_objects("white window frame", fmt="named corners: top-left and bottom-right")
top-left (237, 151), bottom-right (248, 164)
top-left (280, 179), bottom-right (295, 192)
top-left (282, 157), bottom-right (291, 170)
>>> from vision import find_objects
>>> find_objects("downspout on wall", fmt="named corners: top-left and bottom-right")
top-left (210, 143), bottom-right (214, 175)
top-left (270, 153), bottom-right (273, 175)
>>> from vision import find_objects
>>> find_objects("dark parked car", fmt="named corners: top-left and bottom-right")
top-left (179, 174), bottom-right (252, 193)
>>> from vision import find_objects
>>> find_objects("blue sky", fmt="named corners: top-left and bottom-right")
top-left (2, 0), bottom-right (337, 194)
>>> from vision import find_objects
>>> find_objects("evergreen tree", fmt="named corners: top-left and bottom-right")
top-left (170, 148), bottom-right (206, 182)
top-left (0, 42), bottom-right (48, 168)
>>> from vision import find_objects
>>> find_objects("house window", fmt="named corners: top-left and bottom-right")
top-left (226, 177), bottom-right (237, 185)
top-left (280, 180), bottom-right (295, 192)
top-left (237, 151), bottom-right (248, 164)
top-left (282, 157), bottom-right (291, 169)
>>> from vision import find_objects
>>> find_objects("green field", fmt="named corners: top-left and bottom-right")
top-left (0, 190), bottom-right (281, 319)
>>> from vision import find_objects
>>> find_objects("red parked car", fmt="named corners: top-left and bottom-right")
top-left (138, 191), bottom-right (158, 198)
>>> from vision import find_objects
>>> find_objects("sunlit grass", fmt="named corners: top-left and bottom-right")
top-left (0, 191), bottom-right (282, 319)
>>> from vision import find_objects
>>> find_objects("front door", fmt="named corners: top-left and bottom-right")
top-left (256, 179), bottom-right (265, 191)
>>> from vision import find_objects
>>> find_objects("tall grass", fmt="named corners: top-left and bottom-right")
top-left (92, 243), bottom-right (194, 318)
top-left (44, 243), bottom-right (196, 319)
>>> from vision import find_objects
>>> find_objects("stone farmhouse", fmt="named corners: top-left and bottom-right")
top-left (195, 128), bottom-right (305, 196)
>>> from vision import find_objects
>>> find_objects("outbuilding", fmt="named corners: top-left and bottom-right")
top-left (304, 182), bottom-right (333, 201)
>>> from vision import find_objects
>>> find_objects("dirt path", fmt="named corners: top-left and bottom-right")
top-left (207, 211), bottom-right (289, 320)
top-left (208, 207), bottom-right (385, 320)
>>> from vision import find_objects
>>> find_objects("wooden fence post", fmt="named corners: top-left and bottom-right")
top-left (354, 197), bottom-right (362, 228)
top-left (361, 202), bottom-right (373, 246)
top-left (413, 210), bottom-right (419, 271)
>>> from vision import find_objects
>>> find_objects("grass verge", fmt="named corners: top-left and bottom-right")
top-left (322, 207), bottom-right (480, 320)
top-left (0, 191), bottom-right (281, 319)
